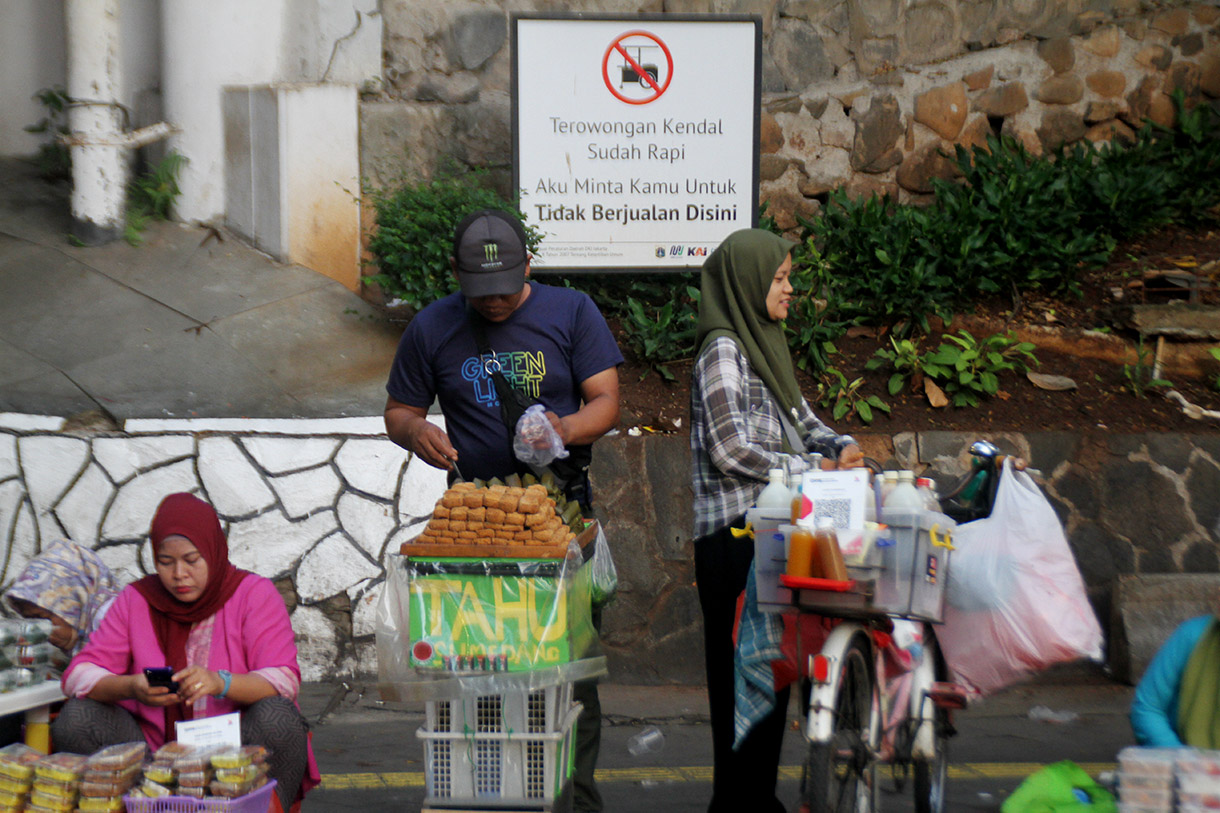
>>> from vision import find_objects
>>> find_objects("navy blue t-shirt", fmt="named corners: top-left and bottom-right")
top-left (386, 283), bottom-right (624, 481)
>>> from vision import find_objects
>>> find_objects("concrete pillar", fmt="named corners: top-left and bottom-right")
top-left (65, 0), bottom-right (126, 245)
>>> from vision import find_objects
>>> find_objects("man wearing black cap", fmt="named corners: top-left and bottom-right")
top-left (384, 208), bottom-right (622, 812)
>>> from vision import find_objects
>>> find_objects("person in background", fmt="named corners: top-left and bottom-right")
top-left (52, 493), bottom-right (319, 812)
top-left (5, 539), bottom-right (120, 657)
top-left (690, 228), bottom-right (864, 812)
top-left (384, 208), bottom-right (622, 813)
top-left (1131, 600), bottom-right (1220, 747)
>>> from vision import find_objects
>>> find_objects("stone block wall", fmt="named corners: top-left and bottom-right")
top-left (6, 411), bottom-right (1220, 684)
top-left (363, 0), bottom-right (1219, 226)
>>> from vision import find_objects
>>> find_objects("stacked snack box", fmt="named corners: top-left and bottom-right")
top-left (209, 746), bottom-right (270, 799)
top-left (77, 742), bottom-right (146, 811)
top-left (27, 752), bottom-right (86, 813)
top-left (0, 743), bottom-right (41, 811)
top-left (1117, 747), bottom-right (1176, 812)
top-left (126, 742), bottom-right (273, 805)
top-left (1174, 749), bottom-right (1220, 812)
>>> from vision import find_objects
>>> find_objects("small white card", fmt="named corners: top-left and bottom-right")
top-left (799, 469), bottom-right (871, 551)
top-left (175, 711), bottom-right (240, 749)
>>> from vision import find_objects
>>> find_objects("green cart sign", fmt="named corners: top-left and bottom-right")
top-left (406, 558), bottom-right (595, 671)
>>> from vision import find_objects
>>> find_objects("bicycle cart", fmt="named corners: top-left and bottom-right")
top-left (778, 509), bottom-right (967, 813)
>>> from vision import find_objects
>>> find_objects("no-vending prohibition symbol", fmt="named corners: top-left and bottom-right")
top-left (602, 30), bottom-right (673, 105)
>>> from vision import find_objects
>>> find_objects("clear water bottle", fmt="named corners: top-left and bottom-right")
top-left (916, 476), bottom-right (939, 512)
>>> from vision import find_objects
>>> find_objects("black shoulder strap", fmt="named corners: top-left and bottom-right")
top-left (466, 308), bottom-right (594, 508)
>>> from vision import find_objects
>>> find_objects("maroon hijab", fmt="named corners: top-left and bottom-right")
top-left (133, 493), bottom-right (249, 735)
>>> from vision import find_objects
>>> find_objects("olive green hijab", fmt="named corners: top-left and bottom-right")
top-left (696, 228), bottom-right (802, 426)
top-left (1178, 617), bottom-right (1220, 747)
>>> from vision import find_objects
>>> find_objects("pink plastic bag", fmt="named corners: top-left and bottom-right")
top-left (939, 458), bottom-right (1103, 695)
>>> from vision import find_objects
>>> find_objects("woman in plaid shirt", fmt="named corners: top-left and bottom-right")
top-left (691, 229), bottom-right (863, 813)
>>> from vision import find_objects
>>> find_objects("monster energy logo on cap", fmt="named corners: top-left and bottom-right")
top-left (453, 209), bottom-right (529, 298)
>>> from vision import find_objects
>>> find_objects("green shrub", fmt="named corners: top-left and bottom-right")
top-left (364, 171), bottom-right (537, 311)
top-left (125, 152), bottom-right (186, 246)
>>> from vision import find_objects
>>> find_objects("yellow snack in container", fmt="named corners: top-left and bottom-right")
top-left (0, 742), bottom-right (41, 781)
top-left (134, 778), bottom-right (173, 798)
top-left (0, 776), bottom-right (28, 795)
top-left (31, 776), bottom-right (78, 800)
top-left (26, 788), bottom-right (77, 812)
top-left (208, 777), bottom-right (255, 798)
top-left (0, 788), bottom-right (24, 806)
top-left (33, 753), bottom-right (86, 784)
top-left (76, 795), bottom-right (125, 811)
top-left (171, 745), bottom-right (221, 774)
top-left (175, 784), bottom-right (207, 798)
top-left (140, 763), bottom-right (174, 785)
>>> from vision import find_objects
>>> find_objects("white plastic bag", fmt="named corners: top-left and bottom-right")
top-left (588, 522), bottom-right (618, 607)
top-left (939, 458), bottom-right (1103, 696)
top-left (513, 404), bottom-right (569, 467)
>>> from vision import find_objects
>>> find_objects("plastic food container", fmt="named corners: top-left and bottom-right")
top-left (172, 746), bottom-right (220, 774)
top-left (33, 753), bottom-right (86, 784)
top-left (76, 795), bottom-right (125, 812)
top-left (1118, 785), bottom-right (1173, 806)
top-left (176, 768), bottom-right (213, 788)
top-left (1179, 750), bottom-right (1220, 778)
top-left (83, 742), bottom-right (145, 773)
top-left (25, 788), bottom-right (76, 812)
top-left (133, 779), bottom-right (174, 799)
top-left (0, 742), bottom-right (41, 781)
top-left (1118, 746), bottom-right (1178, 779)
top-left (140, 764), bottom-right (175, 785)
top-left (81, 761), bottom-right (141, 789)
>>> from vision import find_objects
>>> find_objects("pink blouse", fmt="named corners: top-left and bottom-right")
top-left (62, 575), bottom-right (319, 794)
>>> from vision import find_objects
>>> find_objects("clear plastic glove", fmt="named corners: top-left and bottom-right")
top-left (513, 404), bottom-right (570, 467)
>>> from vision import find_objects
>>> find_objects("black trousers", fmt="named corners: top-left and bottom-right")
top-left (695, 517), bottom-right (791, 813)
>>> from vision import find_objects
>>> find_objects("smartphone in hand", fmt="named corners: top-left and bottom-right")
top-left (143, 667), bottom-right (180, 693)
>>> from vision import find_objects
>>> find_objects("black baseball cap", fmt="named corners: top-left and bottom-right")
top-left (453, 209), bottom-right (529, 298)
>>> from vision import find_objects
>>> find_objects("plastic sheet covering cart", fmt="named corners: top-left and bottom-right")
top-left (376, 526), bottom-right (608, 812)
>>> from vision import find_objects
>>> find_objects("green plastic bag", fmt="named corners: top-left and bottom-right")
top-left (1001, 760), bottom-right (1117, 813)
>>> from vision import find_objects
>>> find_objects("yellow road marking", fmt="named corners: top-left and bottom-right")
top-left (318, 763), bottom-right (1118, 789)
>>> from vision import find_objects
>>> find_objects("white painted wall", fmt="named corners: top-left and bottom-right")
top-left (0, 1), bottom-right (67, 157)
top-left (0, 0), bottom-right (160, 159)
top-left (161, 0), bottom-right (381, 224)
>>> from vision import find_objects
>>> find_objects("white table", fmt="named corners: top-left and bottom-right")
top-left (0, 680), bottom-right (64, 752)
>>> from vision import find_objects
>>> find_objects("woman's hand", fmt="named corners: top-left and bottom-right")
top-left (131, 673), bottom-right (181, 707)
top-left (173, 665), bottom-right (225, 708)
top-left (836, 443), bottom-right (865, 470)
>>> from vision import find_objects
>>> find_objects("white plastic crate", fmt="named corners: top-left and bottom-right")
top-left (874, 508), bottom-right (955, 622)
top-left (423, 682), bottom-right (574, 736)
top-left (418, 701), bottom-right (580, 809)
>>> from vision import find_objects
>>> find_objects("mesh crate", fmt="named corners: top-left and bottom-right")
top-left (123, 779), bottom-right (276, 813)
top-left (418, 702), bottom-right (580, 809)
top-left (423, 682), bottom-right (574, 736)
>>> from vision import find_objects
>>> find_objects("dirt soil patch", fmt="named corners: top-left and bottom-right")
top-left (616, 223), bottom-right (1220, 436)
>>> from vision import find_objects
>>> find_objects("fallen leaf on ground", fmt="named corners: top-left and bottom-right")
top-left (1027, 372), bottom-right (1079, 391)
top-left (924, 378), bottom-right (948, 408)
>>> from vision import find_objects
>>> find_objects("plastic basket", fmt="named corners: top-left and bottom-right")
top-left (418, 701), bottom-right (580, 808)
top-left (123, 778), bottom-right (276, 813)
top-left (423, 682), bottom-right (574, 736)
top-left (874, 509), bottom-right (955, 622)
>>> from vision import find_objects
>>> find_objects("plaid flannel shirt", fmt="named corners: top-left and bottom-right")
top-left (691, 336), bottom-right (854, 539)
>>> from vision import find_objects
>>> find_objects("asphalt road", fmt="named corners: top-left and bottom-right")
top-left (301, 662), bottom-right (1135, 811)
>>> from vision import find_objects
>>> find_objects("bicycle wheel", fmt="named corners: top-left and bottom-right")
top-left (912, 635), bottom-right (949, 813)
top-left (804, 636), bottom-right (879, 813)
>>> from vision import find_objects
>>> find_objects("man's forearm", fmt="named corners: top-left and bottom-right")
top-left (559, 393), bottom-right (620, 446)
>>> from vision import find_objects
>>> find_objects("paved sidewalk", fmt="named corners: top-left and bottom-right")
top-left (0, 157), bottom-right (400, 421)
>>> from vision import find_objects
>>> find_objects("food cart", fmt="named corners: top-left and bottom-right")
top-left (377, 485), bottom-right (610, 813)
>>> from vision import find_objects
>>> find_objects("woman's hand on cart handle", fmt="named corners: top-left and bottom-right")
top-left (836, 444), bottom-right (865, 470)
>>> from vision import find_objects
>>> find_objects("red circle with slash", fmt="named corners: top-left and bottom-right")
top-left (602, 30), bottom-right (674, 105)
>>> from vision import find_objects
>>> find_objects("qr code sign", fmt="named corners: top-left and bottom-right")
top-left (813, 498), bottom-right (852, 528)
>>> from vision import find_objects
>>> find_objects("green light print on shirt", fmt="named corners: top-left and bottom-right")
top-left (461, 351), bottom-right (546, 407)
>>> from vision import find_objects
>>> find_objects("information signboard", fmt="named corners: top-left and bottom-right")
top-left (512, 14), bottom-right (761, 272)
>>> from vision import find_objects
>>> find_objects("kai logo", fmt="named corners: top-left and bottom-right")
top-left (484, 243), bottom-right (498, 262)
top-left (686, 246), bottom-right (708, 257)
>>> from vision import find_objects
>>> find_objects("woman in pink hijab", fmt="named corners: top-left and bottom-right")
top-left (54, 493), bottom-right (319, 811)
